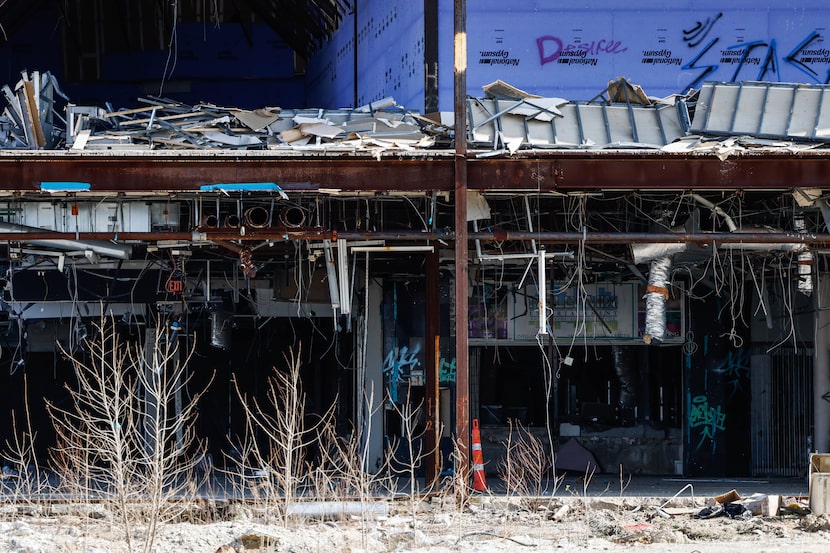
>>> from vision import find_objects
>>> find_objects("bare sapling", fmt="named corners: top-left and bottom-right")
top-left (1, 375), bottom-right (51, 513)
top-left (386, 385), bottom-right (443, 525)
top-left (137, 319), bottom-right (210, 544)
top-left (312, 386), bottom-right (394, 548)
top-left (46, 315), bottom-right (208, 553)
top-left (498, 419), bottom-right (548, 501)
top-left (233, 344), bottom-right (333, 526)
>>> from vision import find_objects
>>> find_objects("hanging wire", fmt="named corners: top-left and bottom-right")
top-left (159, 0), bottom-right (180, 97)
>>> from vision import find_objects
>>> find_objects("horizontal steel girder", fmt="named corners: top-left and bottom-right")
top-left (0, 152), bottom-right (829, 192)
top-left (1, 230), bottom-right (829, 245)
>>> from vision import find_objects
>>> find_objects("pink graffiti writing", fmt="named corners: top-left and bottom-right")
top-left (536, 36), bottom-right (627, 66)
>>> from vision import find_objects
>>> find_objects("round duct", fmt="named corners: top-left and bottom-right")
top-left (243, 206), bottom-right (270, 228)
top-left (202, 214), bottom-right (219, 228)
top-left (279, 206), bottom-right (306, 228)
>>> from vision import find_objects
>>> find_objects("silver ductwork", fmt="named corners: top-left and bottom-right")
top-left (798, 250), bottom-right (814, 296)
top-left (0, 221), bottom-right (132, 259)
top-left (210, 309), bottom-right (233, 349)
top-left (631, 242), bottom-right (687, 265)
top-left (643, 255), bottom-right (672, 345)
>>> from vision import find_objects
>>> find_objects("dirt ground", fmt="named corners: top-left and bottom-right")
top-left (0, 494), bottom-right (828, 553)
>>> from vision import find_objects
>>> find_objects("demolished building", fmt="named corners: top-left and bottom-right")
top-left (0, 1), bottom-right (829, 481)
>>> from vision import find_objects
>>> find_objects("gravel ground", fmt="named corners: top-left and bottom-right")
top-left (0, 493), bottom-right (826, 553)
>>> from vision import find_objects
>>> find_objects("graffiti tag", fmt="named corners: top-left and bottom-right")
top-left (439, 357), bottom-right (456, 383)
top-left (536, 36), bottom-right (627, 66)
top-left (382, 342), bottom-right (422, 403)
top-left (710, 348), bottom-right (750, 398)
top-left (681, 13), bottom-right (830, 90)
top-left (689, 395), bottom-right (727, 450)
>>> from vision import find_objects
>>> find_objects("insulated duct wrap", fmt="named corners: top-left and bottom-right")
top-left (631, 242), bottom-right (687, 265)
top-left (798, 251), bottom-right (814, 296)
top-left (643, 255), bottom-right (672, 345)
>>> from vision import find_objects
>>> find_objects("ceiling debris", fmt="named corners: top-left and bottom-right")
top-left (65, 98), bottom-right (430, 152)
top-left (9, 73), bottom-right (830, 155)
top-left (1, 70), bottom-right (67, 149)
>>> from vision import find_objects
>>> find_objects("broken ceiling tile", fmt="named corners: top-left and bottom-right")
top-left (300, 123), bottom-right (343, 139)
top-left (201, 131), bottom-right (263, 147)
top-left (232, 109), bottom-right (280, 131)
top-left (482, 79), bottom-right (540, 100)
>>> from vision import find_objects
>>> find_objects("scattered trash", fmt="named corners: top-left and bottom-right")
top-left (551, 504), bottom-right (569, 521)
top-left (714, 488), bottom-right (741, 504)
top-left (695, 502), bottom-right (751, 520)
top-left (742, 493), bottom-right (780, 517)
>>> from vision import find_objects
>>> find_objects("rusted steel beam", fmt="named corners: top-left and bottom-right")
top-left (2, 152), bottom-right (830, 193)
top-left (466, 154), bottom-right (830, 191)
top-left (0, 155), bottom-right (454, 193)
top-left (424, 247), bottom-right (440, 486)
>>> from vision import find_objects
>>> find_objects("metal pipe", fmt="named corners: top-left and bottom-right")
top-left (453, 0), bottom-right (470, 482)
top-left (689, 193), bottom-right (738, 232)
top-left (538, 247), bottom-right (547, 335)
top-left (3, 228), bottom-right (830, 245)
top-left (0, 221), bottom-right (132, 259)
top-left (323, 239), bottom-right (341, 314)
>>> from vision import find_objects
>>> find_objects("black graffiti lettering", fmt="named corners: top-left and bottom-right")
top-left (682, 12), bottom-right (722, 48)
top-left (785, 30), bottom-right (822, 79)
top-left (726, 40), bottom-right (768, 81)
top-left (681, 37), bottom-right (720, 93)
top-left (758, 39), bottom-right (779, 81)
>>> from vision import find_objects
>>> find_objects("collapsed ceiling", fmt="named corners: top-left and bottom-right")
top-left (0, 71), bottom-right (828, 353)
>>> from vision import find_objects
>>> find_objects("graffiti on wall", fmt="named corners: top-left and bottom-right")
top-left (439, 357), bottom-right (456, 383)
top-left (680, 12), bottom-right (830, 91)
top-left (531, 13), bottom-right (830, 90)
top-left (382, 341), bottom-right (422, 403)
top-left (710, 347), bottom-right (751, 398)
top-left (536, 36), bottom-right (628, 66)
top-left (689, 394), bottom-right (727, 450)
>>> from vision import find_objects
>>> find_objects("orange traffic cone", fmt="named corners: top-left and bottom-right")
top-left (471, 418), bottom-right (487, 492)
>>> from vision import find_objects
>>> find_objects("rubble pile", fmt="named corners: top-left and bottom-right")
top-left (6, 70), bottom-right (830, 156)
top-left (66, 97), bottom-right (437, 152)
top-left (0, 70), bottom-right (67, 149)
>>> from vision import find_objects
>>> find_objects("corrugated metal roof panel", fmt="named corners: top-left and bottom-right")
top-left (469, 97), bottom-right (683, 149)
top-left (691, 81), bottom-right (830, 142)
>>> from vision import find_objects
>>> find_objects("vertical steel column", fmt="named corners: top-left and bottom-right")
top-left (353, 1), bottom-right (359, 108)
top-left (453, 0), bottom-right (470, 479)
top-left (425, 247), bottom-right (441, 485)
top-left (424, 0), bottom-right (439, 113)
top-left (815, 278), bottom-right (830, 453)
